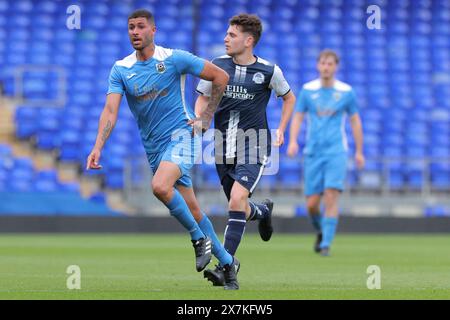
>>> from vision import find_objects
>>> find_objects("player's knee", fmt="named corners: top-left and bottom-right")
top-left (307, 202), bottom-right (320, 214)
top-left (324, 200), bottom-right (338, 213)
top-left (324, 189), bottom-right (339, 203)
top-left (152, 181), bottom-right (172, 201)
top-left (229, 192), bottom-right (247, 211)
top-left (306, 197), bottom-right (320, 213)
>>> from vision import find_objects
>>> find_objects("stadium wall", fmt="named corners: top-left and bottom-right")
top-left (0, 216), bottom-right (449, 233)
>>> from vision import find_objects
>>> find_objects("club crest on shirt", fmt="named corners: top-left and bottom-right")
top-left (333, 92), bottom-right (341, 101)
top-left (252, 72), bottom-right (265, 84)
top-left (156, 61), bottom-right (166, 74)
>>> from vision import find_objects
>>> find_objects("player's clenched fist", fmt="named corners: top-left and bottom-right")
top-left (274, 129), bottom-right (285, 147)
top-left (355, 152), bottom-right (365, 170)
top-left (187, 117), bottom-right (209, 136)
top-left (86, 148), bottom-right (103, 170)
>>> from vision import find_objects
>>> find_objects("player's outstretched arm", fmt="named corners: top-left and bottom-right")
top-left (350, 113), bottom-right (365, 169)
top-left (287, 112), bottom-right (305, 158)
top-left (86, 93), bottom-right (122, 170)
top-left (197, 62), bottom-right (229, 130)
top-left (274, 91), bottom-right (296, 147)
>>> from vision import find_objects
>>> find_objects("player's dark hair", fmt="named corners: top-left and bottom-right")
top-left (128, 9), bottom-right (155, 25)
top-left (318, 49), bottom-right (340, 64)
top-left (229, 14), bottom-right (263, 47)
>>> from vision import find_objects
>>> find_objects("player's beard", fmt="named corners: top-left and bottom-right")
top-left (132, 34), bottom-right (153, 51)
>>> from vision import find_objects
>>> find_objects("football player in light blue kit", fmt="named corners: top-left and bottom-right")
top-left (86, 9), bottom-right (240, 289)
top-left (287, 50), bottom-right (365, 256)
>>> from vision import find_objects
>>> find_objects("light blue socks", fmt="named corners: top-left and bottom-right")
top-left (165, 189), bottom-right (205, 241)
top-left (320, 217), bottom-right (338, 249)
top-left (198, 213), bottom-right (233, 267)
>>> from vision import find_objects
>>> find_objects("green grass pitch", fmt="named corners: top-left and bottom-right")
top-left (0, 234), bottom-right (449, 299)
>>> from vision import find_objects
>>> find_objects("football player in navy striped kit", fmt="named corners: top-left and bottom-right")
top-left (195, 14), bottom-right (296, 287)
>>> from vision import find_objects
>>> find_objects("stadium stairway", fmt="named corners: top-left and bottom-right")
top-left (0, 97), bottom-right (132, 215)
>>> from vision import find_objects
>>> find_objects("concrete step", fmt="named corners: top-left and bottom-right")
top-left (106, 189), bottom-right (136, 215)
top-left (0, 99), bottom-right (15, 142)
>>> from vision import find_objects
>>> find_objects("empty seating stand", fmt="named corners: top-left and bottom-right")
top-left (1, 0), bottom-right (448, 196)
top-left (0, 143), bottom-right (119, 215)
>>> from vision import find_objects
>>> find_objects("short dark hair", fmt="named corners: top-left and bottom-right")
top-left (229, 14), bottom-right (262, 47)
top-left (128, 9), bottom-right (155, 24)
top-left (318, 49), bottom-right (340, 64)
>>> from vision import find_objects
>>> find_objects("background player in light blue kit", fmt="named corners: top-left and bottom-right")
top-left (86, 9), bottom-right (240, 289)
top-left (287, 50), bottom-right (365, 256)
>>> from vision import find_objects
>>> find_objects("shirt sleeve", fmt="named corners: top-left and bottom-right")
top-left (269, 65), bottom-right (291, 97)
top-left (107, 64), bottom-right (125, 95)
top-left (196, 79), bottom-right (212, 97)
top-left (294, 89), bottom-right (308, 113)
top-left (195, 57), bottom-right (219, 97)
top-left (346, 89), bottom-right (359, 115)
top-left (173, 49), bottom-right (206, 76)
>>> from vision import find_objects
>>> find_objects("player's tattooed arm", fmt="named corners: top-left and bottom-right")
top-left (101, 120), bottom-right (112, 143)
top-left (202, 82), bottom-right (226, 126)
top-left (97, 93), bottom-right (121, 147)
top-left (87, 93), bottom-right (122, 170)
top-left (194, 61), bottom-right (229, 133)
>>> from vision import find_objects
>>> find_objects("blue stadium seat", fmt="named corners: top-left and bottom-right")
top-left (295, 205), bottom-right (308, 217)
top-left (424, 205), bottom-right (450, 217)
top-left (59, 129), bottom-right (82, 162)
top-left (34, 170), bottom-right (60, 192)
top-left (258, 174), bottom-right (277, 189)
top-left (279, 171), bottom-right (302, 188)
top-left (8, 157), bottom-right (34, 192)
top-left (431, 173), bottom-right (450, 189)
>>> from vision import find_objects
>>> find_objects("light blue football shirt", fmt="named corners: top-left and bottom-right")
top-left (295, 79), bottom-right (359, 155)
top-left (107, 45), bottom-right (205, 154)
